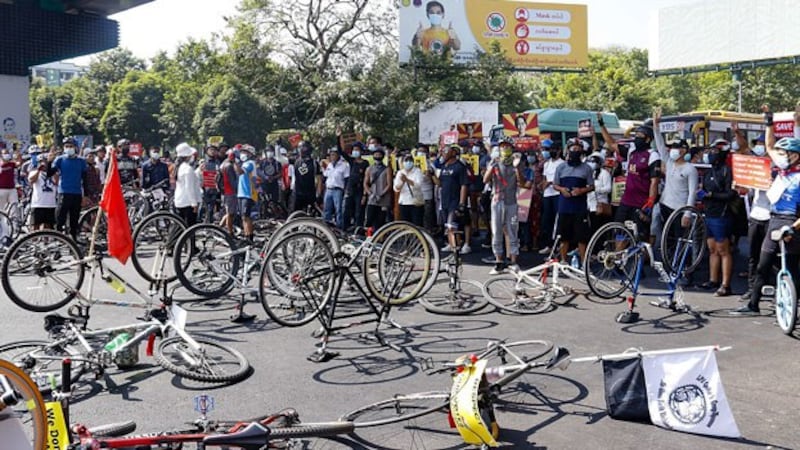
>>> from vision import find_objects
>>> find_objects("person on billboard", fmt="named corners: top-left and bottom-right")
top-left (412, 1), bottom-right (461, 55)
top-left (516, 115), bottom-right (528, 137)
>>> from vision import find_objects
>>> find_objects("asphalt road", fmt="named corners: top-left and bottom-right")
top-left (1, 239), bottom-right (798, 449)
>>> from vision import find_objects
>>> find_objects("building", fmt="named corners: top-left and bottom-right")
top-left (31, 61), bottom-right (87, 86)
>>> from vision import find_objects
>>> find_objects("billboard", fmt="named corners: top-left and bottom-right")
top-left (400, 1), bottom-right (588, 69)
top-left (649, 0), bottom-right (800, 71)
top-left (419, 101), bottom-right (499, 145)
top-left (0, 75), bottom-right (31, 152)
top-left (502, 112), bottom-right (540, 149)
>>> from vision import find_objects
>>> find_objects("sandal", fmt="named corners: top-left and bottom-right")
top-left (698, 281), bottom-right (720, 290)
top-left (714, 285), bottom-right (732, 297)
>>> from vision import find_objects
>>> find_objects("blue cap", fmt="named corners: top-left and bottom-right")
top-left (541, 139), bottom-right (554, 149)
top-left (754, 133), bottom-right (765, 143)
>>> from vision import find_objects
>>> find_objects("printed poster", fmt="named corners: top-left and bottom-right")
top-left (731, 154), bottom-right (772, 191)
top-left (502, 112), bottom-right (540, 150)
top-left (457, 122), bottom-right (483, 142)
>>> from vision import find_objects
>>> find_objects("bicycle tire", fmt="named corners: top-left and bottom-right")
top-left (482, 275), bottom-right (553, 314)
top-left (364, 223), bottom-right (431, 305)
top-left (1, 230), bottom-right (85, 312)
top-left (77, 206), bottom-right (108, 251)
top-left (0, 340), bottom-right (85, 394)
top-left (584, 222), bottom-right (639, 300)
top-left (776, 273), bottom-right (797, 335)
top-left (259, 233), bottom-right (335, 327)
top-left (0, 209), bottom-right (13, 247)
top-left (131, 211), bottom-right (186, 283)
top-left (0, 358), bottom-right (48, 450)
top-left (266, 217), bottom-right (339, 254)
top-left (660, 206), bottom-right (707, 274)
top-left (87, 421), bottom-right (138, 437)
top-left (154, 336), bottom-right (250, 384)
top-left (172, 224), bottom-right (240, 297)
top-left (339, 391), bottom-right (451, 428)
top-left (419, 279), bottom-right (489, 315)
top-left (391, 221), bottom-right (440, 298)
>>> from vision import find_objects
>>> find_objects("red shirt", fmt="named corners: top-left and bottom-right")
top-left (0, 161), bottom-right (16, 189)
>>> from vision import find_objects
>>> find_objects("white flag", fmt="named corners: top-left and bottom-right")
top-left (641, 348), bottom-right (740, 438)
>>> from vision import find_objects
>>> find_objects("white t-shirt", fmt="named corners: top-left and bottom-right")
top-left (29, 169), bottom-right (57, 208)
top-left (543, 159), bottom-right (565, 197)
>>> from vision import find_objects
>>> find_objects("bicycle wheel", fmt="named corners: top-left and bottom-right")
top-left (420, 279), bottom-right (489, 315)
top-left (77, 206), bottom-right (108, 252)
top-left (660, 206), bottom-right (707, 274)
top-left (131, 212), bottom-right (186, 283)
top-left (1, 230), bottom-right (85, 312)
top-left (775, 273), bottom-right (797, 335)
top-left (0, 210), bottom-right (13, 248)
top-left (364, 223), bottom-right (431, 305)
top-left (266, 218), bottom-right (339, 254)
top-left (0, 340), bottom-right (84, 394)
top-left (154, 336), bottom-right (250, 384)
top-left (173, 224), bottom-right (240, 297)
top-left (259, 233), bottom-right (335, 327)
top-left (0, 358), bottom-right (48, 450)
top-left (340, 391), bottom-right (450, 428)
top-left (482, 275), bottom-right (552, 314)
top-left (394, 221), bottom-right (440, 298)
top-left (585, 222), bottom-right (639, 299)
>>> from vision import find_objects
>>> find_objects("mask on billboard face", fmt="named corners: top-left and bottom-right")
top-left (428, 13), bottom-right (443, 26)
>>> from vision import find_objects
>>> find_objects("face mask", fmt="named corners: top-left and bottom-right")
top-left (240, 154), bottom-right (248, 162)
top-left (684, 153), bottom-right (692, 162)
top-left (633, 137), bottom-right (648, 150)
top-left (491, 150), bottom-right (500, 159)
top-left (669, 149), bottom-right (681, 161)
top-left (731, 141), bottom-right (740, 151)
top-left (588, 162), bottom-right (598, 170)
top-left (501, 149), bottom-right (513, 160)
top-left (64, 147), bottom-right (76, 157)
top-left (368, 144), bottom-right (377, 152)
top-left (151, 152), bottom-right (161, 160)
top-left (772, 153), bottom-right (790, 170)
top-left (265, 152), bottom-right (274, 158)
top-left (404, 161), bottom-right (414, 170)
top-left (753, 145), bottom-right (766, 156)
top-left (600, 149), bottom-right (607, 160)
top-left (428, 13), bottom-right (443, 26)
top-left (121, 148), bottom-right (130, 156)
top-left (1, 154), bottom-right (10, 161)
top-left (352, 151), bottom-right (361, 158)
top-left (542, 150), bottom-right (551, 160)
top-left (527, 156), bottom-right (536, 164)
top-left (471, 146), bottom-right (480, 154)
top-left (568, 151), bottom-right (582, 166)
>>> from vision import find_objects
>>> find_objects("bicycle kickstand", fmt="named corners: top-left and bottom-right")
top-left (307, 330), bottom-right (339, 363)
top-left (230, 292), bottom-right (256, 324)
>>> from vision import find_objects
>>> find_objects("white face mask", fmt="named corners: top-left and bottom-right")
top-left (669, 148), bottom-right (681, 161)
top-left (772, 153), bottom-right (790, 170)
top-left (471, 146), bottom-right (480, 154)
top-left (265, 152), bottom-right (274, 158)
top-left (753, 145), bottom-right (766, 156)
top-left (428, 13), bottom-right (443, 26)
top-left (404, 161), bottom-right (414, 170)
top-left (368, 144), bottom-right (377, 152)
top-left (240, 154), bottom-right (248, 162)
top-left (64, 147), bottom-right (76, 157)
top-left (491, 150), bottom-right (500, 159)
top-left (731, 141), bottom-right (740, 151)
top-left (1, 153), bottom-right (10, 161)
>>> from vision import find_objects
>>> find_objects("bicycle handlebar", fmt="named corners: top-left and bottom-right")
top-left (0, 374), bottom-right (21, 410)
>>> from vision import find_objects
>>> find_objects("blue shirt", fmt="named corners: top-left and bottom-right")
top-left (554, 162), bottom-right (594, 214)
top-left (237, 160), bottom-right (257, 200)
top-left (772, 172), bottom-right (800, 216)
top-left (53, 156), bottom-right (87, 195)
top-left (141, 160), bottom-right (170, 189)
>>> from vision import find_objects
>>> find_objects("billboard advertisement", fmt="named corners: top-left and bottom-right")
top-left (0, 75), bottom-right (31, 152)
top-left (649, 0), bottom-right (800, 71)
top-left (419, 101), bottom-right (499, 145)
top-left (400, 1), bottom-right (588, 69)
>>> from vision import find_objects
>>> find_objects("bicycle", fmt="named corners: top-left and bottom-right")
top-left (0, 358), bottom-right (47, 450)
top-left (481, 236), bottom-right (600, 315)
top-left (130, 211), bottom-right (187, 284)
top-left (584, 213), bottom-right (703, 323)
top-left (419, 230), bottom-right (488, 315)
top-left (340, 340), bottom-right (570, 448)
top-left (659, 205), bottom-right (707, 275)
top-left (772, 226), bottom-right (798, 335)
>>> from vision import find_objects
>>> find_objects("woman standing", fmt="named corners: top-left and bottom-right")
top-left (174, 143), bottom-right (202, 228)
top-left (393, 155), bottom-right (425, 226)
top-left (699, 139), bottom-right (735, 297)
top-left (586, 152), bottom-right (612, 235)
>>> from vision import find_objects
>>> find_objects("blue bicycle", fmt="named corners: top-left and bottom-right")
top-left (583, 207), bottom-right (705, 323)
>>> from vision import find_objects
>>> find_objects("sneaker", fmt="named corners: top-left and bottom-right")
top-left (740, 290), bottom-right (751, 301)
top-left (730, 305), bottom-right (759, 315)
top-left (481, 242), bottom-right (492, 249)
top-left (650, 298), bottom-right (676, 310)
top-left (507, 264), bottom-right (520, 273)
top-left (489, 263), bottom-right (505, 275)
top-left (481, 256), bottom-right (497, 264)
top-left (440, 245), bottom-right (452, 253)
top-left (538, 246), bottom-right (551, 255)
top-left (460, 244), bottom-right (472, 255)
top-left (714, 286), bottom-right (732, 297)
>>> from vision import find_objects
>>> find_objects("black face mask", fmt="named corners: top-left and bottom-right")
top-left (633, 137), bottom-right (648, 151)
top-left (567, 151), bottom-right (582, 166)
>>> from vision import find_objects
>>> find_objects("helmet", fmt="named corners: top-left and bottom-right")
top-left (566, 137), bottom-right (589, 151)
top-left (240, 144), bottom-right (255, 155)
top-left (62, 137), bottom-right (76, 146)
top-left (634, 125), bottom-right (654, 140)
top-left (541, 138), bottom-right (554, 149)
top-left (27, 145), bottom-right (41, 154)
top-left (775, 137), bottom-right (800, 153)
top-left (117, 138), bottom-right (130, 147)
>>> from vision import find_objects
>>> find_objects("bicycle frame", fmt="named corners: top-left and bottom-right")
top-left (512, 259), bottom-right (586, 297)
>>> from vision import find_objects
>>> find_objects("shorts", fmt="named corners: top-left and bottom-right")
top-left (557, 212), bottom-right (591, 244)
top-left (614, 204), bottom-right (649, 240)
top-left (238, 198), bottom-right (255, 217)
top-left (705, 216), bottom-right (732, 242)
top-left (32, 207), bottom-right (56, 227)
top-left (223, 195), bottom-right (238, 215)
top-left (442, 206), bottom-right (466, 230)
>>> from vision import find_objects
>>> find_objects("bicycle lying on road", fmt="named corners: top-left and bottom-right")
top-left (0, 358), bottom-right (47, 450)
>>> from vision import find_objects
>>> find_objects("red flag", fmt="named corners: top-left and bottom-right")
top-left (99, 152), bottom-right (133, 264)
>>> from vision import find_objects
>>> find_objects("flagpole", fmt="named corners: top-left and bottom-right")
top-left (570, 345), bottom-right (732, 363)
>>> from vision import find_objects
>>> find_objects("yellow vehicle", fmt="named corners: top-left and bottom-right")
top-left (655, 110), bottom-right (765, 148)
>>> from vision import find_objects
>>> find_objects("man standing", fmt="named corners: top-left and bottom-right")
top-left (198, 145), bottom-right (221, 223)
top-left (363, 146), bottom-right (392, 230)
top-left (484, 140), bottom-right (524, 274)
top-left (342, 142), bottom-right (369, 230)
top-left (322, 148), bottom-right (349, 229)
top-left (434, 144), bottom-right (469, 253)
top-left (116, 138), bottom-right (140, 188)
top-left (52, 137), bottom-right (87, 240)
top-left (219, 148), bottom-right (239, 234)
top-left (259, 145), bottom-right (282, 205)
top-left (553, 138), bottom-right (595, 263)
top-left (141, 147), bottom-right (170, 190)
top-left (539, 139), bottom-right (563, 255)
top-left (293, 142), bottom-right (321, 213)
top-left (28, 153), bottom-right (58, 231)
top-left (0, 147), bottom-right (18, 211)
top-left (236, 145), bottom-right (259, 240)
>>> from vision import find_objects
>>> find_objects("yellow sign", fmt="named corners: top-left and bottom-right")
top-left (414, 155), bottom-right (429, 172)
top-left (399, 1), bottom-right (588, 69)
top-left (462, 154), bottom-right (480, 174)
top-left (45, 401), bottom-right (69, 450)
top-left (207, 136), bottom-right (224, 146)
top-left (611, 176), bottom-right (626, 205)
top-left (450, 359), bottom-right (498, 447)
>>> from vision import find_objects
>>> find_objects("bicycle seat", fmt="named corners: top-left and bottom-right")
top-left (202, 422), bottom-right (270, 450)
top-left (44, 313), bottom-right (85, 333)
top-left (771, 226), bottom-right (794, 242)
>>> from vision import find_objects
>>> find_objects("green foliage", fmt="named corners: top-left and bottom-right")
top-left (193, 76), bottom-right (273, 146)
top-left (100, 71), bottom-right (167, 145)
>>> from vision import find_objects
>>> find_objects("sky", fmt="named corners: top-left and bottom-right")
top-left (69, 0), bottom-right (703, 65)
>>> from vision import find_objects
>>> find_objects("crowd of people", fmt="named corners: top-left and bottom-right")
top-left (2, 106), bottom-right (800, 317)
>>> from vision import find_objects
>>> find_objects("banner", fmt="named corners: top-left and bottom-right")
top-left (518, 188), bottom-right (533, 222)
top-left (642, 349), bottom-right (740, 438)
top-left (399, 1), bottom-right (588, 69)
top-left (502, 112), bottom-right (539, 150)
top-left (439, 130), bottom-right (459, 148)
top-left (129, 142), bottom-right (143, 157)
top-left (202, 170), bottom-right (218, 189)
top-left (44, 401), bottom-right (70, 450)
top-left (457, 122), bottom-right (483, 142)
top-left (288, 133), bottom-right (303, 149)
top-left (731, 154), bottom-right (772, 191)
top-left (578, 118), bottom-right (593, 138)
top-left (611, 176), bottom-right (626, 205)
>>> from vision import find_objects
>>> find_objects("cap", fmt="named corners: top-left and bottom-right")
top-left (669, 139), bottom-right (690, 149)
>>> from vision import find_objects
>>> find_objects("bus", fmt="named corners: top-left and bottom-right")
top-left (654, 110), bottom-right (765, 148)
top-left (489, 108), bottom-right (625, 148)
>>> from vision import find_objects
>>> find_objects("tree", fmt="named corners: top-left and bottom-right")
top-left (100, 71), bottom-right (167, 145)
top-left (193, 76), bottom-right (273, 146)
